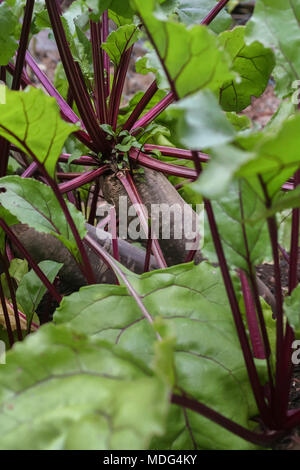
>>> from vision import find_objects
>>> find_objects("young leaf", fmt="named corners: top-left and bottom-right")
top-left (219, 26), bottom-right (275, 112)
top-left (131, 0), bottom-right (234, 98)
top-left (0, 323), bottom-right (169, 450)
top-left (246, 0), bottom-right (300, 97)
top-left (86, 0), bottom-right (134, 21)
top-left (102, 24), bottom-right (139, 66)
top-left (0, 87), bottom-right (78, 178)
top-left (16, 260), bottom-right (63, 330)
top-left (136, 49), bottom-right (169, 89)
top-left (54, 262), bottom-right (263, 450)
top-left (0, 3), bottom-right (19, 66)
top-left (0, 176), bottom-right (87, 260)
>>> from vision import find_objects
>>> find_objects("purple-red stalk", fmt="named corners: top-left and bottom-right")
top-left (117, 171), bottom-right (167, 269)
top-left (201, 0), bottom-right (230, 26)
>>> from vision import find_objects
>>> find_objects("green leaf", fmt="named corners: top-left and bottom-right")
top-left (194, 112), bottom-right (300, 201)
top-left (236, 113), bottom-right (300, 199)
top-left (55, 262), bottom-right (263, 450)
top-left (264, 100), bottom-right (296, 134)
top-left (8, 258), bottom-right (28, 284)
top-left (135, 49), bottom-right (169, 89)
top-left (0, 176), bottom-right (87, 260)
top-left (246, 0), bottom-right (300, 97)
top-left (0, 3), bottom-right (19, 66)
top-left (250, 187), bottom-right (300, 222)
top-left (176, 0), bottom-right (232, 33)
top-left (219, 26), bottom-right (275, 112)
top-left (191, 143), bottom-right (254, 199)
top-left (0, 87), bottom-right (78, 178)
top-left (168, 90), bottom-right (236, 150)
top-left (284, 285), bottom-right (300, 339)
top-left (118, 88), bottom-right (167, 126)
top-left (16, 261), bottom-right (62, 330)
top-left (226, 112), bottom-right (251, 131)
top-left (0, 206), bottom-right (18, 253)
top-left (86, 0), bottom-right (134, 21)
top-left (131, 0), bottom-right (234, 98)
top-left (201, 180), bottom-right (271, 272)
top-left (102, 24), bottom-right (139, 66)
top-left (0, 323), bottom-right (169, 450)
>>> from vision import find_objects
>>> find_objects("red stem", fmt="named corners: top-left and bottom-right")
top-left (201, 0), bottom-right (230, 25)
top-left (12, 0), bottom-right (35, 91)
top-left (88, 177), bottom-right (100, 225)
top-left (143, 145), bottom-right (208, 162)
top-left (123, 81), bottom-right (158, 131)
top-left (110, 46), bottom-right (134, 130)
top-left (85, 233), bottom-right (157, 329)
top-left (0, 252), bottom-right (23, 341)
top-left (90, 20), bottom-right (108, 123)
top-left (0, 279), bottom-right (14, 347)
top-left (101, 11), bottom-right (110, 99)
top-left (117, 171), bottom-right (167, 269)
top-left (0, 219), bottom-right (62, 303)
top-left (239, 270), bottom-right (266, 359)
top-left (204, 195), bottom-right (273, 426)
top-left (45, 0), bottom-right (107, 152)
top-left (58, 165), bottom-right (110, 194)
top-left (171, 394), bottom-right (283, 447)
top-left (129, 148), bottom-right (197, 179)
top-left (110, 207), bottom-right (120, 262)
top-left (131, 92), bottom-right (175, 134)
top-left (288, 169), bottom-right (300, 293)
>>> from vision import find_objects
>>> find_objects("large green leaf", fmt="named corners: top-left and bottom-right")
top-left (131, 0), bottom-right (234, 98)
top-left (0, 323), bottom-right (169, 450)
top-left (168, 90), bottom-right (236, 149)
top-left (246, 0), bottom-right (300, 98)
top-left (219, 26), bottom-right (275, 112)
top-left (16, 260), bottom-right (63, 331)
top-left (55, 262), bottom-right (262, 450)
top-left (0, 87), bottom-right (78, 177)
top-left (0, 3), bottom-right (19, 66)
top-left (0, 176), bottom-right (87, 260)
top-left (102, 24), bottom-right (139, 66)
top-left (201, 180), bottom-right (271, 273)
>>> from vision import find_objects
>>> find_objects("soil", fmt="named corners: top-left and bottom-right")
top-left (242, 83), bottom-right (280, 128)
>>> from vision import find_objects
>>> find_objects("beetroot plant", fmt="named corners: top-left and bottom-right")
top-left (1, 0), bottom-right (300, 450)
